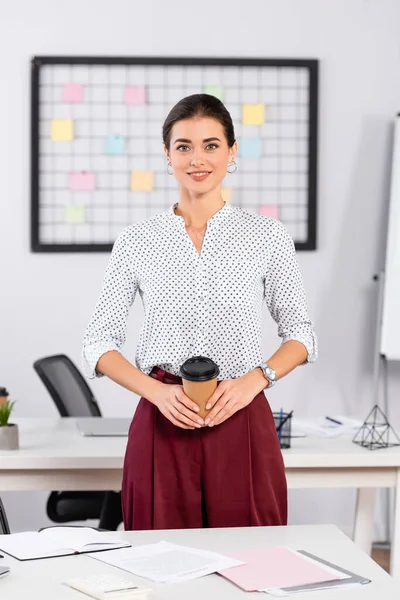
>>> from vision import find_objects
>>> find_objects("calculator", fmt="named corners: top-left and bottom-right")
top-left (65, 573), bottom-right (150, 599)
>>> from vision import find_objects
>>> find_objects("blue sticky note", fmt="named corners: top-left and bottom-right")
top-left (239, 137), bottom-right (263, 159)
top-left (105, 135), bottom-right (125, 156)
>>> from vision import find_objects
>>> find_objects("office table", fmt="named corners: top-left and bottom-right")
top-left (0, 524), bottom-right (399, 599)
top-left (1, 418), bottom-right (400, 578)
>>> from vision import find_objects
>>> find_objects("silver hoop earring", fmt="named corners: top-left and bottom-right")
top-left (227, 160), bottom-right (237, 174)
top-left (167, 163), bottom-right (173, 175)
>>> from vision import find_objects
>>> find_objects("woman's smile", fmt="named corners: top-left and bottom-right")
top-left (187, 171), bottom-right (212, 182)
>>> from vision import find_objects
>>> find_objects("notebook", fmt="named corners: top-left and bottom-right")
top-left (218, 546), bottom-right (350, 592)
top-left (0, 526), bottom-right (130, 561)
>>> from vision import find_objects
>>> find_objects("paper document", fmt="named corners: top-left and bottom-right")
top-left (90, 540), bottom-right (244, 583)
top-left (292, 416), bottom-right (363, 438)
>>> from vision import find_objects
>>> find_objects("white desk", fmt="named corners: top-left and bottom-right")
top-left (1, 418), bottom-right (400, 578)
top-left (1, 525), bottom-right (399, 599)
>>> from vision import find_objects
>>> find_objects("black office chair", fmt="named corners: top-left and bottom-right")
top-left (0, 496), bottom-right (10, 534)
top-left (33, 354), bottom-right (122, 531)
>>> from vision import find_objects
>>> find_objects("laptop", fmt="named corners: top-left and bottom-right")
top-left (76, 417), bottom-right (132, 437)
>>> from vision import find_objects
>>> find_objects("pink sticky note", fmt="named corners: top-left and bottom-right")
top-left (63, 83), bottom-right (83, 103)
top-left (68, 172), bottom-right (95, 191)
top-left (125, 85), bottom-right (145, 105)
top-left (218, 547), bottom-right (342, 592)
top-left (259, 205), bottom-right (279, 219)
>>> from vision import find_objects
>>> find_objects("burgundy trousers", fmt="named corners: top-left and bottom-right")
top-left (122, 367), bottom-right (287, 530)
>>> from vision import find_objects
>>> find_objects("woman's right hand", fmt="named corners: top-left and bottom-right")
top-left (152, 384), bottom-right (204, 429)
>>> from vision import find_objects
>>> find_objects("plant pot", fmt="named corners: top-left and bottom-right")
top-left (0, 424), bottom-right (19, 450)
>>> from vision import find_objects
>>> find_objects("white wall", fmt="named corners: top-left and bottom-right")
top-left (1, 0), bottom-right (400, 537)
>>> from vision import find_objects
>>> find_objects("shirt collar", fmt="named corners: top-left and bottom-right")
top-left (168, 201), bottom-right (232, 228)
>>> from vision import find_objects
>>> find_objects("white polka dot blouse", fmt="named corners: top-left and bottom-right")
top-left (82, 202), bottom-right (318, 380)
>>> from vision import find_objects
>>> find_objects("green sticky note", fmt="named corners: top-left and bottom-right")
top-left (65, 205), bottom-right (85, 224)
top-left (204, 85), bottom-right (224, 101)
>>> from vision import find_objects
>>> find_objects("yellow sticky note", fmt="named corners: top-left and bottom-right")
top-left (131, 171), bottom-right (153, 192)
top-left (242, 104), bottom-right (265, 125)
top-left (51, 119), bottom-right (74, 141)
top-left (221, 188), bottom-right (232, 204)
top-left (65, 205), bottom-right (85, 224)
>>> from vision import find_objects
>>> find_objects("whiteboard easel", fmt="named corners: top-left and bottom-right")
top-left (380, 114), bottom-right (400, 360)
top-left (371, 113), bottom-right (400, 547)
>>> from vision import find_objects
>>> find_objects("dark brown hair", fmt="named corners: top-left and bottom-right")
top-left (162, 94), bottom-right (236, 151)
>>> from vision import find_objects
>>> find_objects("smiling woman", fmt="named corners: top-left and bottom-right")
top-left (82, 93), bottom-right (318, 532)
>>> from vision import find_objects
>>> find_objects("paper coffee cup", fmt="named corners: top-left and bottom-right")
top-left (179, 356), bottom-right (220, 420)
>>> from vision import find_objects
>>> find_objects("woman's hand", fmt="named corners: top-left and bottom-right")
top-left (204, 369), bottom-right (266, 427)
top-left (152, 384), bottom-right (204, 430)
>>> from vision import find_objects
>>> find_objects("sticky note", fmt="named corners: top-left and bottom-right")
top-left (65, 205), bottom-right (85, 224)
top-left (68, 171), bottom-right (95, 191)
top-left (259, 205), bottom-right (279, 219)
top-left (63, 83), bottom-right (83, 103)
top-left (105, 135), bottom-right (125, 155)
top-left (131, 171), bottom-right (153, 191)
top-left (242, 104), bottom-right (265, 125)
top-left (125, 86), bottom-right (146, 105)
top-left (239, 137), bottom-right (263, 159)
top-left (51, 119), bottom-right (74, 141)
top-left (221, 188), bottom-right (232, 204)
top-left (204, 85), bottom-right (224, 101)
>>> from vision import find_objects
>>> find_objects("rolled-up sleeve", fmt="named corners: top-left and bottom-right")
top-left (264, 221), bottom-right (318, 363)
top-left (82, 229), bottom-right (138, 378)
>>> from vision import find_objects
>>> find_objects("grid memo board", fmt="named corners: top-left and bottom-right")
top-left (31, 56), bottom-right (318, 252)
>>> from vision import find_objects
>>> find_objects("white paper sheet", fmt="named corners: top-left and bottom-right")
top-left (89, 541), bottom-right (244, 583)
top-left (292, 416), bottom-right (363, 438)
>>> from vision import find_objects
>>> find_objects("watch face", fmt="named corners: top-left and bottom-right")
top-left (265, 366), bottom-right (276, 381)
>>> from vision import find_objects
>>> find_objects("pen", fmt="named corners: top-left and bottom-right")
top-left (276, 410), bottom-right (294, 433)
top-left (278, 408), bottom-right (283, 442)
top-left (325, 416), bottom-right (343, 426)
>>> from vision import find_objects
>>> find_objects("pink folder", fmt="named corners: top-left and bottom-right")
top-left (218, 547), bottom-right (342, 591)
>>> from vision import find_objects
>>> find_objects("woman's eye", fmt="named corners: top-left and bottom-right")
top-left (206, 144), bottom-right (218, 150)
top-left (177, 145), bottom-right (190, 151)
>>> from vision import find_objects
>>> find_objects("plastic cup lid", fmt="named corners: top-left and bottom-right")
top-left (179, 356), bottom-right (220, 382)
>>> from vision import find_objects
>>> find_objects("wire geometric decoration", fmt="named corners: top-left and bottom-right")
top-left (353, 404), bottom-right (400, 451)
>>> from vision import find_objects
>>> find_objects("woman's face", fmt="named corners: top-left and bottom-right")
top-left (165, 117), bottom-right (237, 195)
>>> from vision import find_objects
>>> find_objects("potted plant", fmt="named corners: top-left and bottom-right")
top-left (0, 388), bottom-right (18, 450)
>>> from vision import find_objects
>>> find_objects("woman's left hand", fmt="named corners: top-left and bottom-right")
top-left (204, 369), bottom-right (266, 427)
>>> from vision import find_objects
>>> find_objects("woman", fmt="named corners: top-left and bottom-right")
top-left (82, 94), bottom-right (317, 530)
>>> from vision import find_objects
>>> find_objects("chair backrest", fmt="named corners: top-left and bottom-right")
top-left (0, 496), bottom-right (10, 534)
top-left (33, 354), bottom-right (101, 417)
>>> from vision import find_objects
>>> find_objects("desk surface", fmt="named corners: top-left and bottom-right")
top-left (0, 524), bottom-right (398, 599)
top-left (1, 418), bottom-right (400, 470)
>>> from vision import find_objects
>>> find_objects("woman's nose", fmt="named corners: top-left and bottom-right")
top-left (190, 152), bottom-right (205, 166)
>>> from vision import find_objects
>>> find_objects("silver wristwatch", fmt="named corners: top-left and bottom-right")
top-left (257, 362), bottom-right (277, 388)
